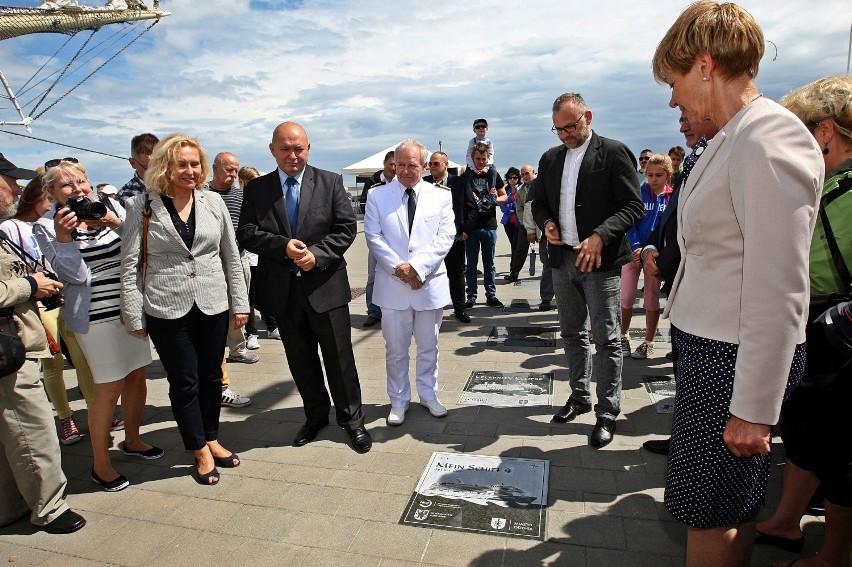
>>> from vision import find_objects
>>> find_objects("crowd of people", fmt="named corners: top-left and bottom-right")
top-left (0, 2), bottom-right (849, 565)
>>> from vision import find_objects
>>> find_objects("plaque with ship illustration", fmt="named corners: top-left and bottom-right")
top-left (400, 452), bottom-right (549, 540)
top-left (458, 370), bottom-right (553, 407)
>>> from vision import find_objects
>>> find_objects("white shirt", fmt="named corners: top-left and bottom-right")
top-left (558, 132), bottom-right (593, 246)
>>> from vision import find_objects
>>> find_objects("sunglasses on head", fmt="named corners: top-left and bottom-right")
top-left (44, 157), bottom-right (79, 170)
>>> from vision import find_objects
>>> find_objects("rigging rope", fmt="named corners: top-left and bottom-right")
top-left (0, 128), bottom-right (126, 160)
top-left (31, 19), bottom-right (158, 122)
top-left (29, 28), bottom-right (96, 116)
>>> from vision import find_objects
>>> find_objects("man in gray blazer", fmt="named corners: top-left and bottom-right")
top-left (237, 122), bottom-right (371, 453)
top-left (531, 92), bottom-right (644, 448)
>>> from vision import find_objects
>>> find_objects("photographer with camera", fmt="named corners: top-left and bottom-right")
top-left (460, 143), bottom-right (507, 309)
top-left (755, 76), bottom-right (852, 567)
top-left (0, 153), bottom-right (85, 533)
top-left (34, 159), bottom-right (160, 493)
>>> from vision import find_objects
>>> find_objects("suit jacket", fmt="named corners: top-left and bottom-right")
top-left (365, 179), bottom-right (455, 311)
top-left (531, 132), bottom-right (644, 271)
top-left (665, 98), bottom-right (824, 425)
top-left (120, 189), bottom-right (249, 331)
top-left (423, 173), bottom-right (463, 237)
top-left (645, 183), bottom-right (681, 291)
top-left (237, 165), bottom-right (356, 318)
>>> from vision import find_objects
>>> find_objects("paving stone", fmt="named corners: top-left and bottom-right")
top-left (349, 521), bottom-right (432, 562)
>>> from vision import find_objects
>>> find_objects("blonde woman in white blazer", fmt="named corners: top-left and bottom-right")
top-left (652, 3), bottom-right (824, 565)
top-left (120, 134), bottom-right (250, 486)
top-left (364, 140), bottom-right (455, 425)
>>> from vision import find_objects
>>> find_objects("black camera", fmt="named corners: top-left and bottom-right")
top-left (40, 271), bottom-right (64, 311)
top-left (477, 193), bottom-right (496, 213)
top-left (65, 196), bottom-right (107, 221)
top-left (820, 301), bottom-right (852, 358)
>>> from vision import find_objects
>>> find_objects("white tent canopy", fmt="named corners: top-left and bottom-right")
top-left (341, 142), bottom-right (462, 177)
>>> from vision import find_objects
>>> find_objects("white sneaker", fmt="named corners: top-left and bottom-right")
top-left (267, 328), bottom-right (281, 340)
top-left (387, 403), bottom-right (409, 426)
top-left (227, 350), bottom-right (259, 364)
top-left (420, 398), bottom-right (448, 417)
top-left (246, 334), bottom-right (260, 350)
top-left (619, 336), bottom-right (632, 357)
top-left (631, 341), bottom-right (654, 359)
top-left (221, 387), bottom-right (252, 407)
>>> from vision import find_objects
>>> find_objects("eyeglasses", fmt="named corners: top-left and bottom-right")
top-left (474, 124), bottom-right (487, 130)
top-left (551, 113), bottom-right (585, 136)
top-left (507, 176), bottom-right (519, 180)
top-left (44, 157), bottom-right (79, 169)
top-left (428, 161), bottom-right (446, 166)
top-left (638, 157), bottom-right (651, 162)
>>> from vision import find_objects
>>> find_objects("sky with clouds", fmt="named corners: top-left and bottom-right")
top-left (1, 0), bottom-right (850, 188)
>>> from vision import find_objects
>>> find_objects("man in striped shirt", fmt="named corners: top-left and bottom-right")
top-left (207, 151), bottom-right (255, 408)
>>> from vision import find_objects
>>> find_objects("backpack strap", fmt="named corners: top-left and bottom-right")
top-left (819, 175), bottom-right (852, 289)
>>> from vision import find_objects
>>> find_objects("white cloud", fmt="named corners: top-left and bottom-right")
top-left (1, 0), bottom-right (850, 186)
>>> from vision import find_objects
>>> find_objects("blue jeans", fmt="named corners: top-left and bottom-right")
top-left (365, 250), bottom-right (381, 319)
top-left (464, 228), bottom-right (497, 300)
top-left (551, 252), bottom-right (622, 420)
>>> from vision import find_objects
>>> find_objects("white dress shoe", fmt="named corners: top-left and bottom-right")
top-left (387, 404), bottom-right (409, 425)
top-left (420, 398), bottom-right (448, 417)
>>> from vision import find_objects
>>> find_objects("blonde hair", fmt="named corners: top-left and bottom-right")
top-left (646, 153), bottom-right (674, 176)
top-left (779, 75), bottom-right (852, 144)
top-left (43, 161), bottom-right (88, 193)
top-left (144, 133), bottom-right (210, 197)
top-left (238, 166), bottom-right (260, 184)
top-left (652, 1), bottom-right (764, 84)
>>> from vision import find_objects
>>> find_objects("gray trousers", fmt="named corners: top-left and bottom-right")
top-left (0, 359), bottom-right (70, 527)
top-left (551, 252), bottom-right (623, 420)
top-left (227, 253), bottom-right (252, 354)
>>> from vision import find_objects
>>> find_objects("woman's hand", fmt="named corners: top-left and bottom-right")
top-left (234, 314), bottom-right (248, 329)
top-left (89, 210), bottom-right (122, 230)
top-left (31, 272), bottom-right (63, 299)
top-left (723, 415), bottom-right (771, 458)
top-left (53, 207), bottom-right (78, 243)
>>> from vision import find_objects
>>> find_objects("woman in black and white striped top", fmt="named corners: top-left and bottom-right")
top-left (35, 160), bottom-right (160, 493)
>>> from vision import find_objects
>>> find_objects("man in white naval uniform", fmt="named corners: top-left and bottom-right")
top-left (364, 139), bottom-right (456, 425)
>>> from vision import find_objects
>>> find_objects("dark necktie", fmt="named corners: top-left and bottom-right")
top-left (680, 136), bottom-right (708, 183)
top-left (285, 176), bottom-right (298, 234)
top-left (406, 187), bottom-right (416, 234)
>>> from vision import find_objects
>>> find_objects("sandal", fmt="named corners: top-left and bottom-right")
top-left (191, 466), bottom-right (220, 485)
top-left (213, 453), bottom-right (240, 468)
top-left (755, 530), bottom-right (805, 553)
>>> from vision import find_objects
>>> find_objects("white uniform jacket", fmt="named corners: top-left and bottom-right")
top-left (365, 178), bottom-right (455, 311)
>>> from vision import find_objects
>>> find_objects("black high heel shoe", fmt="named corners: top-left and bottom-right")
top-left (213, 453), bottom-right (240, 468)
top-left (191, 466), bottom-right (220, 485)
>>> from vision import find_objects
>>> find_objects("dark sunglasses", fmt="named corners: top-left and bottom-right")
top-left (474, 124), bottom-right (487, 129)
top-left (44, 157), bottom-right (79, 169)
top-left (428, 161), bottom-right (446, 166)
top-left (507, 176), bottom-right (519, 180)
top-left (638, 156), bottom-right (651, 162)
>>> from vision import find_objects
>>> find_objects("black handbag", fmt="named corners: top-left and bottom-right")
top-left (0, 308), bottom-right (25, 377)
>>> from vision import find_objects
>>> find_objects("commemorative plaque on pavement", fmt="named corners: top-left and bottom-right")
top-left (458, 370), bottom-right (553, 407)
top-left (400, 452), bottom-right (549, 540)
top-left (643, 375), bottom-right (676, 413)
top-left (487, 326), bottom-right (557, 347)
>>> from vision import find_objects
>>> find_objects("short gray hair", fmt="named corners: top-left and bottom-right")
top-left (395, 139), bottom-right (429, 165)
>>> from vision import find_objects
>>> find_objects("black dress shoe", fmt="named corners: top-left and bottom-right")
top-left (551, 399), bottom-right (592, 423)
top-left (464, 299), bottom-right (475, 309)
top-left (345, 426), bottom-right (372, 453)
top-left (485, 296), bottom-right (504, 307)
top-left (43, 509), bottom-right (86, 534)
top-left (590, 417), bottom-right (616, 448)
top-left (363, 316), bottom-right (380, 327)
top-left (453, 310), bottom-right (471, 323)
top-left (503, 273), bottom-right (518, 282)
top-left (538, 299), bottom-right (553, 311)
top-left (293, 422), bottom-right (327, 447)
top-left (642, 438), bottom-right (670, 455)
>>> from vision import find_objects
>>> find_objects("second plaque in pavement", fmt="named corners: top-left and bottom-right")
top-left (458, 370), bottom-right (553, 407)
top-left (488, 326), bottom-right (557, 347)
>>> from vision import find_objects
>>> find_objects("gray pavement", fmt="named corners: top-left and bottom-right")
top-left (0, 222), bottom-right (824, 566)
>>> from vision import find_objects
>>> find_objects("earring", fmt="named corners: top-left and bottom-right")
top-left (703, 77), bottom-right (708, 81)
top-left (823, 146), bottom-right (830, 156)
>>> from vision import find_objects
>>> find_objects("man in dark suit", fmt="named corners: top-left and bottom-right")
top-left (531, 92), bottom-right (644, 448)
top-left (639, 114), bottom-right (718, 456)
top-left (237, 121), bottom-right (371, 453)
top-left (423, 151), bottom-right (470, 323)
